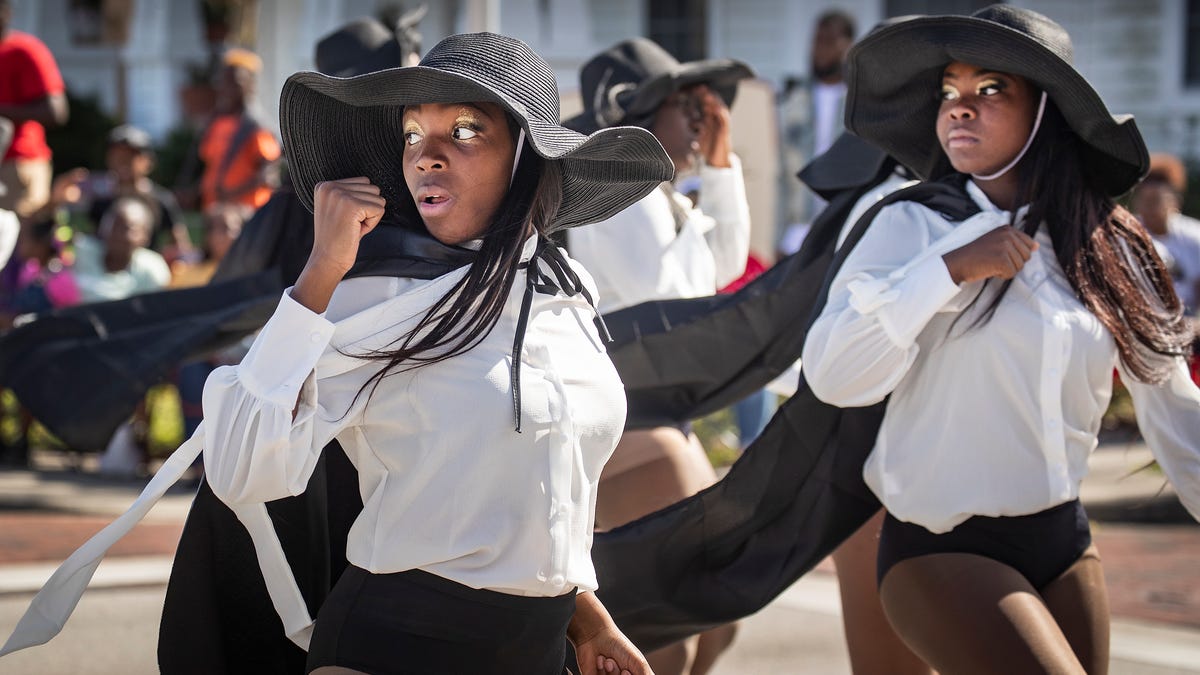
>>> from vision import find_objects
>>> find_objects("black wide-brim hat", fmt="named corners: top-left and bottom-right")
top-left (564, 37), bottom-right (754, 134)
top-left (845, 4), bottom-right (1148, 196)
top-left (280, 32), bottom-right (674, 232)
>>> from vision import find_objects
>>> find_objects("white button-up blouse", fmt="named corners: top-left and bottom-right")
top-left (803, 180), bottom-right (1200, 533)
top-left (202, 235), bottom-right (626, 595)
top-left (567, 156), bottom-right (751, 314)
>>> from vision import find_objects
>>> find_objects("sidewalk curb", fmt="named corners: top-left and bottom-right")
top-left (778, 571), bottom-right (1200, 673)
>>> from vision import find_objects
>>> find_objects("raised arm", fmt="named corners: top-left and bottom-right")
top-left (803, 203), bottom-right (1035, 406)
top-left (203, 177), bottom-right (385, 504)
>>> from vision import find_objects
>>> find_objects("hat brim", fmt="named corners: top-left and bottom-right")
top-left (797, 132), bottom-right (893, 202)
top-left (845, 16), bottom-right (1148, 196)
top-left (563, 60), bottom-right (754, 134)
top-left (280, 67), bottom-right (673, 231)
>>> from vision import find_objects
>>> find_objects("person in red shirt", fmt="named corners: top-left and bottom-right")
top-left (0, 0), bottom-right (67, 217)
top-left (198, 48), bottom-right (280, 211)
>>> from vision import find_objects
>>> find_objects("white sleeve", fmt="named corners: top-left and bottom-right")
top-left (201, 289), bottom-right (351, 504)
top-left (1120, 358), bottom-right (1200, 522)
top-left (568, 194), bottom-right (675, 314)
top-left (802, 202), bottom-right (969, 407)
top-left (697, 154), bottom-right (751, 288)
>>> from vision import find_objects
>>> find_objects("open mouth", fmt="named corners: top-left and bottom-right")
top-left (421, 194), bottom-right (448, 205)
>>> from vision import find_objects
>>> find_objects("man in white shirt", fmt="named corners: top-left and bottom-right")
top-left (777, 9), bottom-right (856, 257)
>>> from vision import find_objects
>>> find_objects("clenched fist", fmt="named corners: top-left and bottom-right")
top-left (310, 177), bottom-right (387, 275)
top-left (292, 177), bottom-right (386, 314)
top-left (942, 225), bottom-right (1039, 284)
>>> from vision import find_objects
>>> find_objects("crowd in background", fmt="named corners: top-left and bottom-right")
top-left (0, 0), bottom-right (277, 469)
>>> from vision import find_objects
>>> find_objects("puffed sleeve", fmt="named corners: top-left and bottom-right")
top-left (696, 154), bottom-right (752, 288)
top-left (201, 289), bottom-right (356, 504)
top-left (803, 203), bottom-right (990, 407)
top-left (568, 192), bottom-right (675, 314)
top-left (1120, 358), bottom-right (1200, 521)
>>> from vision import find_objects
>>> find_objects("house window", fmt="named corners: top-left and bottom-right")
top-left (1187, 0), bottom-right (1200, 86)
top-left (884, 0), bottom-right (995, 17)
top-left (67, 0), bottom-right (133, 46)
top-left (648, 0), bottom-right (707, 61)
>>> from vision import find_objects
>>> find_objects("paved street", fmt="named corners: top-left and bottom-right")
top-left (0, 441), bottom-right (1197, 673)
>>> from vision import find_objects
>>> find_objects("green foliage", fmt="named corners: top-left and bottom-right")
top-left (145, 384), bottom-right (185, 458)
top-left (694, 407), bottom-right (741, 468)
top-left (152, 124), bottom-right (202, 190)
top-left (44, 90), bottom-right (118, 173)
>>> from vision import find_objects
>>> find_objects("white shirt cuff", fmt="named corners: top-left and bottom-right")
top-left (697, 154), bottom-right (747, 225)
top-left (237, 289), bottom-right (336, 404)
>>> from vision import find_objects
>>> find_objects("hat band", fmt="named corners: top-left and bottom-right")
top-left (972, 91), bottom-right (1048, 182)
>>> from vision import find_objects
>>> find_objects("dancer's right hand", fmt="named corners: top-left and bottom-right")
top-left (310, 177), bottom-right (387, 274)
top-left (942, 225), bottom-right (1038, 284)
top-left (293, 177), bottom-right (386, 314)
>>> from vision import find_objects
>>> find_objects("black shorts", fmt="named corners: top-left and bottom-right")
top-left (306, 566), bottom-right (577, 674)
top-left (877, 499), bottom-right (1092, 590)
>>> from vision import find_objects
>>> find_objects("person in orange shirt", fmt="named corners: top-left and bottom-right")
top-left (198, 48), bottom-right (280, 210)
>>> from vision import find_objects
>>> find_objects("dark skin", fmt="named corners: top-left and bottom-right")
top-left (650, 84), bottom-right (731, 175)
top-left (0, 3), bottom-right (68, 128)
top-left (936, 61), bottom-right (1041, 285)
top-left (811, 18), bottom-right (853, 84)
top-left (101, 201), bottom-right (153, 273)
top-left (1130, 180), bottom-right (1174, 237)
top-left (1131, 180), bottom-right (1200, 313)
top-left (402, 102), bottom-right (517, 245)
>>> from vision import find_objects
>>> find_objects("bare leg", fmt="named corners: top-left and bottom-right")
top-left (831, 510), bottom-right (932, 675)
top-left (1040, 545), bottom-right (1110, 675)
top-left (690, 623), bottom-right (738, 675)
top-left (879, 552), bottom-right (1086, 675)
top-left (596, 428), bottom-right (735, 675)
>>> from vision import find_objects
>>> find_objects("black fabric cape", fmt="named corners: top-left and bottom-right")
top-left (1, 152), bottom-right (981, 667)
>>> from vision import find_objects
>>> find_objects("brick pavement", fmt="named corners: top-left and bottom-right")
top-left (0, 513), bottom-right (183, 565)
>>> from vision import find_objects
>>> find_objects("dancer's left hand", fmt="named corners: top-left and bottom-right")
top-left (692, 84), bottom-right (732, 169)
top-left (573, 626), bottom-right (653, 675)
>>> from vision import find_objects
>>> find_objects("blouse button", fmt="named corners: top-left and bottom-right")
top-left (550, 574), bottom-right (566, 587)
top-left (310, 332), bottom-right (323, 344)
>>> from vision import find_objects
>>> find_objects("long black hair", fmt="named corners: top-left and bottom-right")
top-left (962, 98), bottom-right (1191, 384)
top-left (349, 124), bottom-right (562, 405)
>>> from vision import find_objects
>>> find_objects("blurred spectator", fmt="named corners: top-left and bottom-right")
top-left (1130, 153), bottom-right (1200, 314)
top-left (2, 216), bottom-right (78, 325)
top-left (170, 201), bottom-right (249, 288)
top-left (196, 48), bottom-right (280, 210)
top-left (171, 202), bottom-right (250, 473)
top-left (73, 196), bottom-right (170, 303)
top-left (777, 9), bottom-right (855, 257)
top-left (0, 0), bottom-right (68, 217)
top-left (55, 125), bottom-right (192, 260)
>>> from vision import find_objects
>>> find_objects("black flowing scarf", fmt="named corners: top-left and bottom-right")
top-left (0, 149), bottom-right (982, 668)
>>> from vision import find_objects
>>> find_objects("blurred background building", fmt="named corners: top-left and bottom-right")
top-left (9, 0), bottom-right (1200, 247)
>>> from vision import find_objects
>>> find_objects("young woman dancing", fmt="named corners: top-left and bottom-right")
top-left (804, 6), bottom-right (1200, 673)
